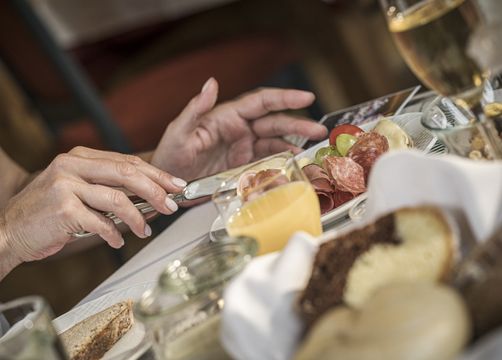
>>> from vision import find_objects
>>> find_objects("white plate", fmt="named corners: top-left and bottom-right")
top-left (209, 113), bottom-right (437, 241)
top-left (53, 281), bottom-right (156, 360)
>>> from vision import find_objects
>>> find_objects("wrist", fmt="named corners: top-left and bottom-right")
top-left (0, 210), bottom-right (23, 280)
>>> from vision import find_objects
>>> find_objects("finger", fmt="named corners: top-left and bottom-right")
top-left (174, 77), bottom-right (219, 131)
top-left (253, 138), bottom-right (303, 159)
top-left (252, 114), bottom-right (327, 139)
top-left (60, 155), bottom-right (181, 214)
top-left (67, 148), bottom-right (187, 192)
top-left (75, 184), bottom-right (151, 238)
top-left (76, 205), bottom-right (125, 248)
top-left (233, 88), bottom-right (316, 120)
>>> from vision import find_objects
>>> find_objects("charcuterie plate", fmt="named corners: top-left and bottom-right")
top-left (210, 112), bottom-right (441, 241)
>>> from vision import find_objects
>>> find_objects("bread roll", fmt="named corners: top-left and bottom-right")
top-left (60, 300), bottom-right (133, 360)
top-left (298, 206), bottom-right (456, 325)
top-left (295, 283), bottom-right (470, 360)
top-left (345, 206), bottom-right (455, 307)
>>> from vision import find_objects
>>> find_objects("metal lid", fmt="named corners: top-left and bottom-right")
top-left (134, 236), bottom-right (258, 320)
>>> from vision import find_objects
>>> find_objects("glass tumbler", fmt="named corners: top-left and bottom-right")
top-left (0, 296), bottom-right (68, 360)
top-left (212, 151), bottom-right (322, 255)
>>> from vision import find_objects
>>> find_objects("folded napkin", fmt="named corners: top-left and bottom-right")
top-left (220, 151), bottom-right (502, 360)
top-left (364, 151), bottom-right (502, 243)
top-left (221, 232), bottom-right (319, 360)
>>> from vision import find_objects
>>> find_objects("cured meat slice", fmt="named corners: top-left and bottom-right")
top-left (238, 169), bottom-right (289, 202)
top-left (333, 190), bottom-right (355, 208)
top-left (323, 156), bottom-right (366, 196)
top-left (318, 191), bottom-right (336, 214)
top-left (302, 164), bottom-right (333, 193)
top-left (347, 132), bottom-right (389, 181)
top-left (302, 164), bottom-right (336, 214)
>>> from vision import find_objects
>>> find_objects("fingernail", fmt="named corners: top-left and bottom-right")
top-left (116, 237), bottom-right (125, 248)
top-left (172, 177), bottom-right (187, 188)
top-left (144, 224), bottom-right (152, 237)
top-left (165, 196), bottom-right (179, 212)
top-left (201, 77), bottom-right (213, 93)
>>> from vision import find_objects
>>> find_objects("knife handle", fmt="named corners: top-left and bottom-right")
top-left (70, 193), bottom-right (187, 238)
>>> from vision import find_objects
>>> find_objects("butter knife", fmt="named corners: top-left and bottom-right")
top-left (71, 176), bottom-right (227, 238)
top-left (71, 152), bottom-right (292, 238)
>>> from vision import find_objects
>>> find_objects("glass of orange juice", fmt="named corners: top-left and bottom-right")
top-left (212, 152), bottom-right (322, 255)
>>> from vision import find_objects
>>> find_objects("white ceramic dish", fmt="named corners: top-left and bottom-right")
top-left (209, 112), bottom-right (437, 241)
top-left (53, 281), bottom-right (156, 360)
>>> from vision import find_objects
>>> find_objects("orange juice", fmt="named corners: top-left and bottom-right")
top-left (226, 181), bottom-right (322, 255)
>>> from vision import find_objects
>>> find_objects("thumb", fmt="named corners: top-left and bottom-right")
top-left (177, 77), bottom-right (219, 130)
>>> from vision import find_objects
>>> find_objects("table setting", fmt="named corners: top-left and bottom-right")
top-left (2, 0), bottom-right (502, 359)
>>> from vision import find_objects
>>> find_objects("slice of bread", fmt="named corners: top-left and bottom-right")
top-left (298, 206), bottom-right (456, 326)
top-left (60, 300), bottom-right (134, 360)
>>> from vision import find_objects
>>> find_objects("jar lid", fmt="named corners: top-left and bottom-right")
top-left (159, 236), bottom-right (258, 296)
top-left (135, 236), bottom-right (258, 319)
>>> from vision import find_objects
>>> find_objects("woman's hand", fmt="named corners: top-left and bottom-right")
top-left (151, 78), bottom-right (327, 181)
top-left (0, 147), bottom-right (186, 270)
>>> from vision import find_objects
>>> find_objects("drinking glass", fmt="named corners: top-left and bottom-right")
top-left (212, 152), bottom-right (322, 255)
top-left (379, 0), bottom-right (502, 158)
top-left (0, 296), bottom-right (68, 359)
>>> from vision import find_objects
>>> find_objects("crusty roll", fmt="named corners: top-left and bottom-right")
top-left (295, 283), bottom-right (470, 360)
top-left (60, 300), bottom-right (134, 360)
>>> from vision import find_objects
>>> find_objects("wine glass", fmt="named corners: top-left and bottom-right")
top-left (379, 0), bottom-right (502, 159)
top-left (212, 152), bottom-right (322, 255)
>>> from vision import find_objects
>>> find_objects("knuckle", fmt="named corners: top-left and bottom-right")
top-left (59, 200), bottom-right (78, 221)
top-left (109, 190), bottom-right (128, 208)
top-left (156, 171), bottom-right (171, 185)
top-left (68, 146), bottom-right (87, 156)
top-left (51, 175), bottom-right (71, 193)
top-left (150, 185), bottom-right (165, 202)
top-left (261, 96), bottom-right (273, 112)
top-left (99, 217), bottom-right (117, 237)
top-left (125, 154), bottom-right (142, 166)
top-left (52, 153), bottom-right (72, 170)
top-left (116, 161), bottom-right (137, 177)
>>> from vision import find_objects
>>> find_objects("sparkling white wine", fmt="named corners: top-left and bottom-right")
top-left (389, 0), bottom-right (484, 104)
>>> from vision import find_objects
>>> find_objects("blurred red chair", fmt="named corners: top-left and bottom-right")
top-left (0, 0), bottom-right (313, 155)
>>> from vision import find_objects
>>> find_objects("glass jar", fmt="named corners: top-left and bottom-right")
top-left (0, 296), bottom-right (68, 359)
top-left (134, 236), bottom-right (258, 360)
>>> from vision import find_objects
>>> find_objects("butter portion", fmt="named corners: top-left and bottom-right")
top-left (373, 118), bottom-right (413, 150)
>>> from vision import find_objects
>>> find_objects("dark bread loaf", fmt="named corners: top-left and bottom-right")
top-left (298, 206), bottom-right (456, 326)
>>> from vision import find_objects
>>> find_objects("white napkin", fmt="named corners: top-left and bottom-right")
top-left (364, 151), bottom-right (502, 243)
top-left (220, 151), bottom-right (502, 360)
top-left (221, 232), bottom-right (319, 360)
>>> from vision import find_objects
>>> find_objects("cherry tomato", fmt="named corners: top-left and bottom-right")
top-left (328, 124), bottom-right (364, 146)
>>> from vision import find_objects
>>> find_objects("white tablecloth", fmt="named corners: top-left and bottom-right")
top-left (77, 201), bottom-right (218, 306)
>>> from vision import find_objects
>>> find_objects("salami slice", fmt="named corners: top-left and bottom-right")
top-left (348, 132), bottom-right (389, 181)
top-left (333, 190), bottom-right (355, 208)
top-left (303, 164), bottom-right (336, 214)
top-left (318, 191), bottom-right (336, 214)
top-left (322, 156), bottom-right (366, 195)
top-left (302, 164), bottom-right (333, 192)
